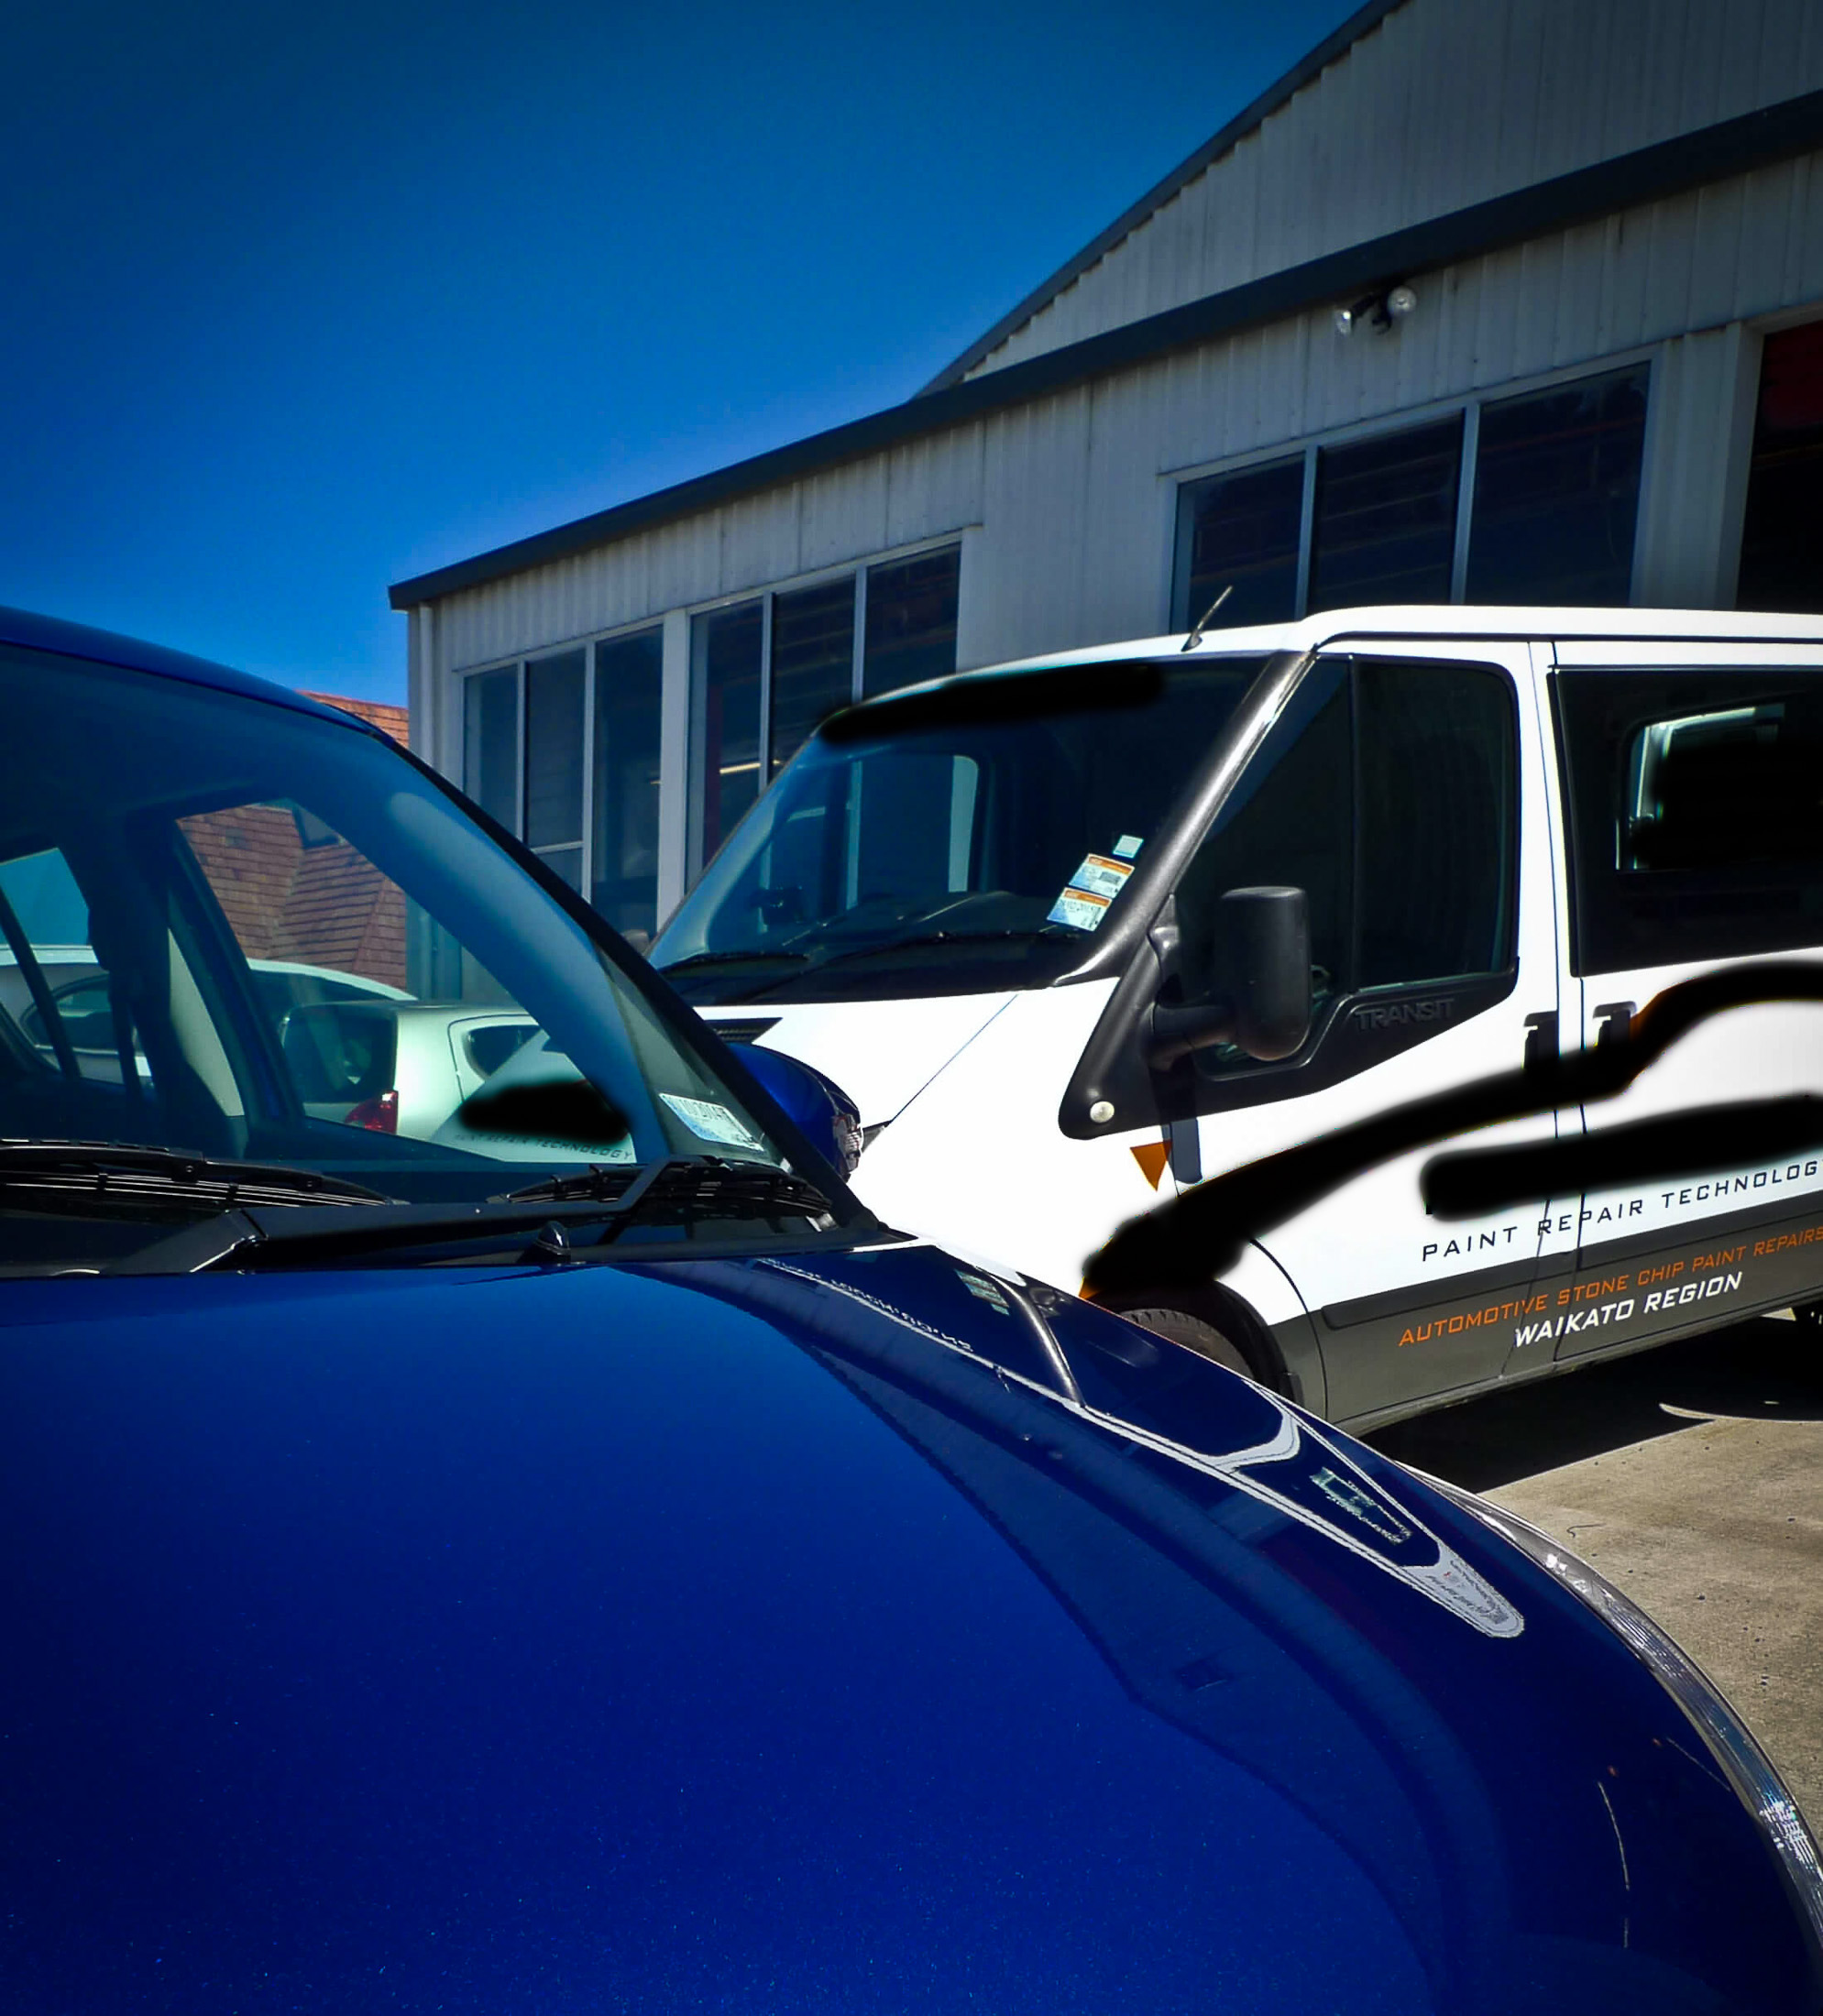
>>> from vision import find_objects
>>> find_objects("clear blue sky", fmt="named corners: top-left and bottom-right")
top-left (5, 0), bottom-right (1354, 700)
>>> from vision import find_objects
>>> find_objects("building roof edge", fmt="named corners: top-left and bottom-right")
top-left (917, 0), bottom-right (1410, 396)
top-left (390, 86), bottom-right (1823, 613)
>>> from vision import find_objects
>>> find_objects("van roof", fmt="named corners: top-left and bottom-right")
top-left (904, 604), bottom-right (1823, 696)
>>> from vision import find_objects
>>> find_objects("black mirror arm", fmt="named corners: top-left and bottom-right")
top-left (1147, 999), bottom-right (1237, 1069)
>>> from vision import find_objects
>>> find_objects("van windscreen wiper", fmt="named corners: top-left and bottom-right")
top-left (753, 927), bottom-right (1064, 987)
top-left (0, 1140), bottom-right (400, 1214)
top-left (657, 949), bottom-right (812, 976)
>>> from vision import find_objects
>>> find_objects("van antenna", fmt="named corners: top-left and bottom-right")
top-left (1181, 584), bottom-right (1233, 652)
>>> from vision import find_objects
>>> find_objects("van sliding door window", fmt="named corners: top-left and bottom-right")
top-left (1175, 658), bottom-right (1517, 1072)
top-left (1554, 669), bottom-right (1823, 971)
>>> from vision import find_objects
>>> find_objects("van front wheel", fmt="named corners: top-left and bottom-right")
top-left (1111, 1304), bottom-right (1255, 1381)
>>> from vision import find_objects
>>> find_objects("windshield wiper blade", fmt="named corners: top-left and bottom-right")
top-left (500, 1155), bottom-right (832, 1217)
top-left (657, 949), bottom-right (812, 976)
top-left (114, 1157), bottom-right (839, 1274)
top-left (739, 928), bottom-right (1058, 994)
top-left (0, 1140), bottom-right (399, 1214)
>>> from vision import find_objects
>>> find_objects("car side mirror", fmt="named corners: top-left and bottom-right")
top-left (1148, 885), bottom-right (1312, 1068)
top-left (733, 1042), bottom-right (865, 1177)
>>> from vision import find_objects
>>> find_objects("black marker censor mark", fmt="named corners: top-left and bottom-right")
top-left (1084, 962), bottom-right (1823, 1296)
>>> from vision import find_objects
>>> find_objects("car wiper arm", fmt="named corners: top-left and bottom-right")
top-left (656, 949), bottom-right (812, 975)
top-left (745, 927), bottom-right (1059, 990)
top-left (113, 1157), bottom-right (840, 1274)
top-left (0, 1139), bottom-right (400, 1215)
top-left (500, 1155), bottom-right (833, 1218)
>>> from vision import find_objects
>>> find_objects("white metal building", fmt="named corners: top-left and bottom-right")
top-left (390, 0), bottom-right (1823, 942)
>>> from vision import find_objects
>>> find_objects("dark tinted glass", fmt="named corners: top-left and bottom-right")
top-left (693, 601), bottom-right (763, 870)
top-left (1175, 674), bottom-right (1353, 1035)
top-left (1177, 455), bottom-right (1303, 629)
top-left (280, 1003), bottom-right (399, 1104)
top-left (1309, 418), bottom-right (1463, 610)
top-left (593, 629), bottom-right (663, 939)
top-left (1555, 667), bottom-right (1823, 971)
top-left (1737, 322), bottom-right (1823, 614)
top-left (1466, 365), bottom-right (1648, 605)
top-left (771, 577), bottom-right (854, 776)
top-left (465, 1021), bottom-right (536, 1076)
top-left (863, 547), bottom-right (960, 696)
top-left (1355, 662), bottom-right (1516, 984)
top-left (524, 650), bottom-right (586, 848)
top-left (462, 667), bottom-right (518, 830)
top-left (656, 658), bottom-right (1264, 1002)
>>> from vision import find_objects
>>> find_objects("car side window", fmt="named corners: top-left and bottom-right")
top-left (174, 800), bottom-right (539, 1141)
top-left (1554, 668), bottom-right (1823, 972)
top-left (0, 847), bottom-right (148, 1088)
top-left (1173, 657), bottom-right (1518, 1074)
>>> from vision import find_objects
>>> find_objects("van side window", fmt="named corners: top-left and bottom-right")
top-left (1176, 658), bottom-right (1517, 1070)
top-left (1554, 670), bottom-right (1823, 972)
top-left (1355, 661), bottom-right (1516, 987)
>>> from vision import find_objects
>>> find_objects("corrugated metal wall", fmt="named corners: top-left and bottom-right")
top-left (966, 0), bottom-right (1823, 378)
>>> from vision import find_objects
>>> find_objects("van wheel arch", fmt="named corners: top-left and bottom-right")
top-left (1095, 1283), bottom-right (1290, 1395)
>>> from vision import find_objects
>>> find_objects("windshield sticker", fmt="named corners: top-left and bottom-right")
top-left (1048, 852), bottom-right (1134, 932)
top-left (1113, 834), bottom-right (1144, 860)
top-left (660, 1093), bottom-right (763, 1149)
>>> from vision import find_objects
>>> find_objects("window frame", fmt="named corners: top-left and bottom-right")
top-left (684, 536), bottom-right (963, 880)
top-left (1168, 352), bottom-right (1657, 629)
top-left (1549, 641), bottom-right (1823, 976)
top-left (454, 617), bottom-right (664, 926)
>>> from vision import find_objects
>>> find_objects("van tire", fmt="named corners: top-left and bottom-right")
top-left (1110, 1304), bottom-right (1255, 1380)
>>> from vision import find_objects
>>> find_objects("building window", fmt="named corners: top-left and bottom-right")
top-left (863, 548), bottom-right (961, 696)
top-left (1310, 417), bottom-right (1463, 611)
top-left (1173, 362), bottom-right (1650, 626)
top-left (1736, 322), bottom-right (1823, 614)
top-left (771, 577), bottom-right (855, 779)
top-left (1176, 455), bottom-right (1304, 630)
top-left (691, 601), bottom-right (764, 873)
top-left (592, 629), bottom-right (664, 938)
top-left (1466, 364), bottom-right (1649, 605)
top-left (687, 542), bottom-right (961, 879)
top-left (462, 667), bottom-right (518, 831)
top-left (457, 624), bottom-right (664, 944)
top-left (523, 648), bottom-right (586, 890)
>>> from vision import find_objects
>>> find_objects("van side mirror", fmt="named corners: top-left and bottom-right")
top-left (1148, 885), bottom-right (1312, 1068)
top-left (1223, 884), bottom-right (1312, 1060)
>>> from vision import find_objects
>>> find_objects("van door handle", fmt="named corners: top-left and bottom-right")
top-left (1522, 1012), bottom-right (1558, 1076)
top-left (1594, 1000), bottom-right (1636, 1046)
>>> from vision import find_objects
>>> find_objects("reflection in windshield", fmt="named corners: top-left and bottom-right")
top-left (0, 645), bottom-right (806, 1269)
top-left (654, 657), bottom-right (1264, 1002)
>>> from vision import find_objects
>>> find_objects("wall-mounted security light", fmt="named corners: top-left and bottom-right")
top-left (1334, 282), bottom-right (1418, 334)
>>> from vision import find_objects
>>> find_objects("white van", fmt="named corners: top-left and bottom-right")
top-left (653, 607), bottom-right (1823, 1430)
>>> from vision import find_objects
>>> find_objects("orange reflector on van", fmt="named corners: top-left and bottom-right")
top-left (1130, 1140), bottom-right (1169, 1189)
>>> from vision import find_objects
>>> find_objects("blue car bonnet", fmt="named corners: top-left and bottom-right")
top-left (1, 1249), bottom-right (1814, 2014)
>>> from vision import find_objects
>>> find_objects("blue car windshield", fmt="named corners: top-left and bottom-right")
top-left (0, 645), bottom-right (800, 1257)
top-left (654, 656), bottom-right (1265, 1003)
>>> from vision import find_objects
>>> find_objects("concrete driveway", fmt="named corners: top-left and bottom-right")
top-left (1367, 1313), bottom-right (1823, 1830)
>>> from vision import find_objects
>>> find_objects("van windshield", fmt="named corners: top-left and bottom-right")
top-left (655, 656), bottom-right (1266, 1003)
